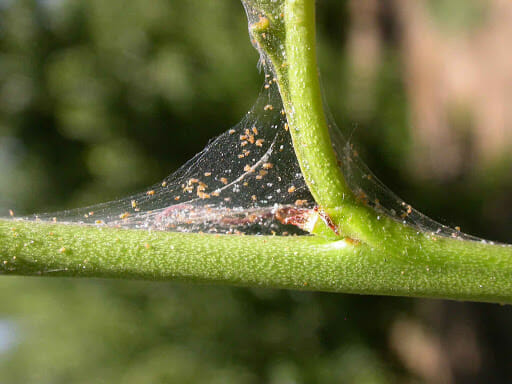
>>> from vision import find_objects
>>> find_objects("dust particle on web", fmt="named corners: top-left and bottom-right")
top-left (197, 191), bottom-right (211, 199)
top-left (400, 204), bottom-right (413, 219)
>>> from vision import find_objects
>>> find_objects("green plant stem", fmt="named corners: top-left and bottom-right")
top-left (1, 219), bottom-right (512, 303)
top-left (282, 0), bottom-right (350, 210)
top-left (249, 0), bottom-right (384, 242)
top-left (246, 0), bottom-right (512, 300)
top-left (0, 0), bottom-right (511, 304)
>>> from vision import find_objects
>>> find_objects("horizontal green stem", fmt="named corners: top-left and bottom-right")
top-left (1, 219), bottom-right (511, 304)
top-left (1, 0), bottom-right (510, 306)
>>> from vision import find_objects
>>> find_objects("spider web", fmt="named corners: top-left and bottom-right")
top-left (31, 80), bottom-right (315, 235)
top-left (17, 1), bottom-right (484, 242)
top-left (327, 110), bottom-right (481, 242)
top-left (26, 81), bottom-right (481, 240)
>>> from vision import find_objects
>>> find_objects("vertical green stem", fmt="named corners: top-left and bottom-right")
top-left (283, 0), bottom-right (350, 210)
top-left (247, 0), bottom-right (512, 254)
top-left (249, 0), bottom-right (375, 241)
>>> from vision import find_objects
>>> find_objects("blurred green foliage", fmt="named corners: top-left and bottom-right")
top-left (0, 0), bottom-right (511, 382)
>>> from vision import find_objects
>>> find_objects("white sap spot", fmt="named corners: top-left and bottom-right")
top-left (321, 240), bottom-right (348, 250)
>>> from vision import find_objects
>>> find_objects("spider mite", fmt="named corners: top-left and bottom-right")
top-left (155, 203), bottom-right (340, 235)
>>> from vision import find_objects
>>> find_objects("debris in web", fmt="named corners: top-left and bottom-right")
top-left (23, 84), bottom-right (482, 241)
top-left (10, 0), bottom-right (488, 242)
top-left (28, 80), bottom-right (317, 236)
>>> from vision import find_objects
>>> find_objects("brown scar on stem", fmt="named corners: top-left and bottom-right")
top-left (343, 237), bottom-right (361, 246)
top-left (313, 208), bottom-right (360, 244)
top-left (314, 206), bottom-right (340, 236)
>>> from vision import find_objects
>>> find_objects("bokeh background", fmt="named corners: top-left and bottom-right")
top-left (1, 0), bottom-right (512, 382)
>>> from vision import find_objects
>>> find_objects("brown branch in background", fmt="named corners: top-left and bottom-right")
top-left (394, 0), bottom-right (512, 179)
top-left (346, 0), bottom-right (381, 121)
